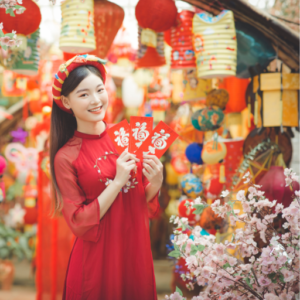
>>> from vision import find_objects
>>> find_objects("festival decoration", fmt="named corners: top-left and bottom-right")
top-left (0, 23), bottom-right (22, 50)
top-left (198, 206), bottom-right (224, 231)
top-left (205, 89), bottom-right (229, 110)
top-left (0, 155), bottom-right (7, 202)
top-left (107, 119), bottom-right (130, 154)
top-left (202, 138), bottom-right (227, 165)
top-left (170, 10), bottom-right (196, 69)
top-left (185, 143), bottom-right (203, 165)
top-left (122, 75), bottom-right (144, 108)
top-left (148, 91), bottom-right (170, 122)
top-left (9, 28), bottom-right (40, 76)
top-left (259, 72), bottom-right (299, 127)
top-left (193, 10), bottom-right (237, 79)
top-left (180, 173), bottom-right (203, 198)
top-left (205, 177), bottom-right (223, 200)
top-left (235, 21), bottom-right (276, 78)
top-left (59, 0), bottom-right (96, 53)
top-left (191, 107), bottom-right (224, 131)
top-left (1, 70), bottom-right (26, 97)
top-left (170, 155), bottom-right (189, 175)
top-left (135, 0), bottom-right (177, 32)
top-left (178, 199), bottom-right (197, 224)
top-left (91, 0), bottom-right (124, 59)
top-left (136, 26), bottom-right (166, 68)
top-left (0, 0), bottom-right (41, 35)
top-left (10, 127), bottom-right (28, 144)
top-left (165, 162), bottom-right (179, 186)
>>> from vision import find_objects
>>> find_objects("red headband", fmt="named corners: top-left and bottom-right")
top-left (52, 54), bottom-right (107, 114)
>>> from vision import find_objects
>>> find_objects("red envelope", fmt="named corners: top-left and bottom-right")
top-left (135, 121), bottom-right (179, 159)
top-left (107, 119), bottom-right (131, 154)
top-left (129, 116), bottom-right (153, 154)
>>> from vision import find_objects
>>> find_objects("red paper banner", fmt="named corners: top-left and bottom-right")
top-left (129, 116), bottom-right (153, 154)
top-left (107, 119), bottom-right (131, 154)
top-left (135, 121), bottom-right (179, 159)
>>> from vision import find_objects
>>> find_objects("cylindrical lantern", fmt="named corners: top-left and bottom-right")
top-left (122, 75), bottom-right (144, 108)
top-left (10, 29), bottom-right (40, 76)
top-left (135, 0), bottom-right (177, 32)
top-left (59, 0), bottom-right (96, 53)
top-left (193, 10), bottom-right (237, 79)
top-left (0, 0), bottom-right (41, 35)
top-left (171, 10), bottom-right (196, 69)
top-left (148, 91), bottom-right (170, 122)
top-left (91, 0), bottom-right (124, 59)
top-left (136, 26), bottom-right (166, 68)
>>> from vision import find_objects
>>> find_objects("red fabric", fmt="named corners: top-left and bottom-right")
top-left (54, 124), bottom-right (159, 299)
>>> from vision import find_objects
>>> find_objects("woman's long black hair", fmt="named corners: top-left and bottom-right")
top-left (50, 65), bottom-right (103, 213)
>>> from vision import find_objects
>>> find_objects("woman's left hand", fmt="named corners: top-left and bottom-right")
top-left (142, 154), bottom-right (163, 188)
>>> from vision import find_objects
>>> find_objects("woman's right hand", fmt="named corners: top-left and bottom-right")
top-left (113, 149), bottom-right (140, 188)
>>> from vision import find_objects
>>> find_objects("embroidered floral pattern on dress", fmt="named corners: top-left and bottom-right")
top-left (94, 152), bottom-right (138, 193)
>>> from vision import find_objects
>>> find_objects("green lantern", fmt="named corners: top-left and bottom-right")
top-left (191, 107), bottom-right (224, 131)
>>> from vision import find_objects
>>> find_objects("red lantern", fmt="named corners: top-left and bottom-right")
top-left (135, 0), bottom-right (177, 32)
top-left (178, 199), bottom-right (196, 224)
top-left (171, 155), bottom-right (189, 175)
top-left (219, 77), bottom-right (249, 113)
top-left (24, 207), bottom-right (38, 224)
top-left (148, 92), bottom-right (170, 111)
top-left (0, 0), bottom-right (41, 35)
top-left (205, 177), bottom-right (223, 199)
top-left (91, 0), bottom-right (124, 58)
top-left (170, 10), bottom-right (196, 69)
top-left (199, 206), bottom-right (224, 230)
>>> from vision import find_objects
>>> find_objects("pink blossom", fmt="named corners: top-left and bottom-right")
top-left (264, 294), bottom-right (280, 300)
top-left (275, 203), bottom-right (284, 214)
top-left (236, 190), bottom-right (245, 200)
top-left (185, 255), bottom-right (198, 269)
top-left (170, 292), bottom-right (184, 300)
top-left (242, 201), bottom-right (251, 213)
top-left (228, 256), bottom-right (237, 266)
top-left (0, 36), bottom-right (10, 45)
top-left (258, 276), bottom-right (271, 286)
top-left (276, 255), bottom-right (287, 265)
top-left (261, 255), bottom-right (275, 266)
top-left (281, 269), bottom-right (294, 282)
top-left (201, 266), bottom-right (213, 278)
top-left (213, 243), bottom-right (225, 256)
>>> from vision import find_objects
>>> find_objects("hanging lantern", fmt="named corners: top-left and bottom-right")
top-left (193, 10), bottom-right (237, 79)
top-left (0, 0), bottom-right (41, 35)
top-left (185, 143), bottom-right (203, 165)
top-left (178, 199), bottom-right (197, 224)
top-left (170, 10), bottom-right (196, 69)
top-left (206, 89), bottom-right (229, 110)
top-left (122, 75), bottom-right (144, 109)
top-left (9, 29), bottom-right (40, 76)
top-left (191, 107), bottom-right (224, 131)
top-left (148, 91), bottom-right (170, 122)
top-left (59, 0), bottom-right (96, 53)
top-left (91, 0), bottom-right (124, 58)
top-left (202, 138), bottom-right (227, 165)
top-left (135, 0), bottom-right (177, 32)
top-left (136, 26), bottom-right (166, 68)
top-left (205, 177), bottom-right (223, 200)
top-left (199, 206), bottom-right (224, 231)
top-left (170, 154), bottom-right (189, 175)
top-left (180, 173), bottom-right (203, 198)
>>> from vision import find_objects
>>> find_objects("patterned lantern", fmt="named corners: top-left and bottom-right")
top-left (136, 26), bottom-right (166, 68)
top-left (191, 107), bottom-right (224, 131)
top-left (59, 0), bottom-right (96, 53)
top-left (0, 0), bottom-right (41, 35)
top-left (135, 0), bottom-right (177, 32)
top-left (193, 10), bottom-right (237, 79)
top-left (202, 138), bottom-right (227, 165)
top-left (206, 89), bottom-right (229, 110)
top-left (148, 91), bottom-right (170, 122)
top-left (178, 199), bottom-right (197, 224)
top-left (170, 10), bottom-right (196, 69)
top-left (180, 173), bottom-right (203, 198)
top-left (10, 29), bottom-right (40, 76)
top-left (91, 0), bottom-right (124, 59)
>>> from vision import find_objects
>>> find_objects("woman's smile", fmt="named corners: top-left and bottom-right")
top-left (88, 105), bottom-right (103, 114)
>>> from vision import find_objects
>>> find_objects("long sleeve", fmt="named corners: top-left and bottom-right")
top-left (142, 173), bottom-right (160, 219)
top-left (54, 148), bottom-right (101, 242)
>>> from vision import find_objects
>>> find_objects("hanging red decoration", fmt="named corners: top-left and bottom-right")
top-left (135, 0), bottom-right (177, 32)
top-left (170, 10), bottom-right (196, 69)
top-left (178, 199), bottom-right (196, 224)
top-left (205, 177), bottom-right (223, 200)
top-left (91, 0), bottom-right (124, 58)
top-left (148, 92), bottom-right (170, 111)
top-left (0, 0), bottom-right (41, 35)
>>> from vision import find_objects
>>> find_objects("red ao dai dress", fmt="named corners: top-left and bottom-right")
top-left (54, 125), bottom-right (159, 300)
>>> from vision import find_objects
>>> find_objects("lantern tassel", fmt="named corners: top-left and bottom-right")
top-left (219, 164), bottom-right (225, 183)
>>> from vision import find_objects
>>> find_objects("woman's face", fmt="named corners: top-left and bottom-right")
top-left (62, 72), bottom-right (108, 123)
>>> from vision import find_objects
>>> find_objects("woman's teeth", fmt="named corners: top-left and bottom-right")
top-left (89, 106), bottom-right (102, 112)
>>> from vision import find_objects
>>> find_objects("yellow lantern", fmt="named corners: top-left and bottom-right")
top-left (202, 136), bottom-right (227, 165)
top-left (193, 10), bottom-right (237, 79)
top-left (59, 0), bottom-right (96, 53)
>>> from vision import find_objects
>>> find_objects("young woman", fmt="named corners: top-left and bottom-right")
top-left (50, 54), bottom-right (163, 300)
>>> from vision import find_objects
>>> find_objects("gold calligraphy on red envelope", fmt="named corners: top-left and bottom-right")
top-left (107, 119), bottom-right (130, 154)
top-left (135, 121), bottom-right (179, 159)
top-left (129, 116), bottom-right (153, 154)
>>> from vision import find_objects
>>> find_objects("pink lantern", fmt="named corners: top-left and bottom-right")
top-left (258, 166), bottom-right (300, 208)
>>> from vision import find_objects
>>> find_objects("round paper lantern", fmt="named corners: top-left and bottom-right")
top-left (91, 0), bottom-right (124, 58)
top-left (180, 173), bottom-right (203, 198)
top-left (10, 29), bottom-right (40, 76)
top-left (178, 199), bottom-right (196, 224)
top-left (199, 206), bottom-right (223, 230)
top-left (165, 163), bottom-right (179, 185)
top-left (202, 140), bottom-right (227, 165)
top-left (0, 0), bottom-right (41, 35)
top-left (170, 155), bottom-right (189, 175)
top-left (191, 107), bottom-right (224, 131)
top-left (185, 143), bottom-right (203, 165)
top-left (235, 21), bottom-right (276, 78)
top-left (136, 26), bottom-right (166, 68)
top-left (170, 10), bottom-right (196, 69)
top-left (59, 0), bottom-right (96, 53)
top-left (122, 75), bottom-right (144, 108)
top-left (205, 177), bottom-right (223, 199)
top-left (193, 10), bottom-right (237, 79)
top-left (135, 0), bottom-right (177, 32)
top-left (206, 89), bottom-right (229, 110)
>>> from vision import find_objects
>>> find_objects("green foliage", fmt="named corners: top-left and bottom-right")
top-left (192, 203), bottom-right (208, 215)
top-left (6, 181), bottom-right (24, 201)
top-left (176, 286), bottom-right (183, 296)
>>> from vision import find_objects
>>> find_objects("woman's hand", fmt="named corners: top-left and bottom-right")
top-left (113, 149), bottom-right (139, 188)
top-left (142, 154), bottom-right (163, 188)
